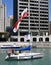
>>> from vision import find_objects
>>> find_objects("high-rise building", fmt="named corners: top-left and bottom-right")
top-left (0, 0), bottom-right (2, 4)
top-left (13, 0), bottom-right (49, 42)
top-left (49, 21), bottom-right (51, 34)
top-left (0, 0), bottom-right (6, 32)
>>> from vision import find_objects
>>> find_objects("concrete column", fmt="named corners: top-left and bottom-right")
top-left (8, 38), bottom-right (10, 42)
top-left (49, 35), bottom-right (51, 42)
top-left (18, 36), bottom-right (20, 42)
top-left (37, 37), bottom-right (39, 42)
top-left (30, 36), bottom-right (32, 42)
top-left (43, 36), bottom-right (45, 42)
top-left (24, 37), bottom-right (26, 42)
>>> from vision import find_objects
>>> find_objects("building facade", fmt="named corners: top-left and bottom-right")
top-left (13, 0), bottom-right (49, 42)
top-left (49, 21), bottom-right (51, 34)
top-left (0, 0), bottom-right (6, 32)
top-left (5, 17), bottom-right (11, 30)
top-left (0, 0), bottom-right (10, 42)
top-left (0, 0), bottom-right (2, 4)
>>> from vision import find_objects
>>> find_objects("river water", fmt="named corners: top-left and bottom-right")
top-left (0, 48), bottom-right (51, 65)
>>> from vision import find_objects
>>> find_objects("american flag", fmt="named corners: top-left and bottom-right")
top-left (13, 8), bottom-right (28, 33)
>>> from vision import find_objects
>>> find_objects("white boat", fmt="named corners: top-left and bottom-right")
top-left (0, 44), bottom-right (20, 49)
top-left (5, 45), bottom-right (44, 60)
top-left (5, 52), bottom-right (44, 60)
top-left (0, 43), bottom-right (44, 60)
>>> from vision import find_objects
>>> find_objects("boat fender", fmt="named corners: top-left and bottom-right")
top-left (16, 51), bottom-right (19, 55)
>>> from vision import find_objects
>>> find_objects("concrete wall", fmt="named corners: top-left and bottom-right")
top-left (10, 35), bottom-right (51, 42)
top-left (0, 42), bottom-right (51, 48)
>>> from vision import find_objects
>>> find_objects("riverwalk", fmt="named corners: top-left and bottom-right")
top-left (0, 42), bottom-right (51, 48)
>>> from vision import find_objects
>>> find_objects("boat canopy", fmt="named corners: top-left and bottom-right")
top-left (15, 45), bottom-right (31, 51)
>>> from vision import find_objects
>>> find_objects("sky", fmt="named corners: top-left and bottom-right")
top-left (2, 0), bottom-right (13, 17)
top-left (2, 0), bottom-right (51, 21)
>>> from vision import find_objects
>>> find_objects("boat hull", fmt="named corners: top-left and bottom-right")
top-left (5, 52), bottom-right (44, 60)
